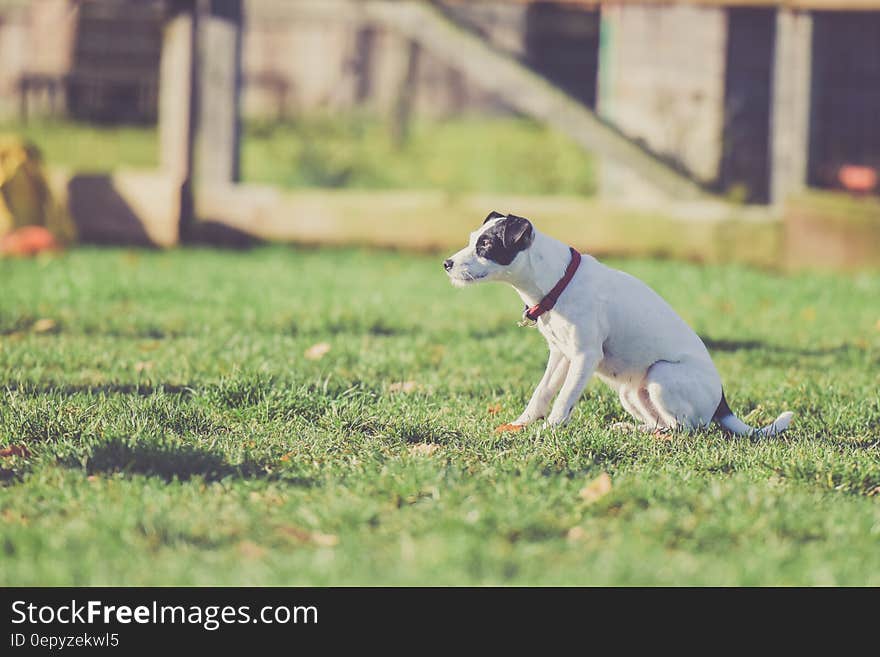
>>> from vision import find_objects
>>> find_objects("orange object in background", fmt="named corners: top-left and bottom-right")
top-left (0, 136), bottom-right (75, 256)
top-left (0, 225), bottom-right (60, 256)
top-left (838, 165), bottom-right (878, 194)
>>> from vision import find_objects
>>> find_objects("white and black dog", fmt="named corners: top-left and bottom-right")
top-left (444, 212), bottom-right (793, 436)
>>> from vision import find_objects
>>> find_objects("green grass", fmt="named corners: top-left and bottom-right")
top-left (1, 247), bottom-right (878, 585)
top-left (2, 116), bottom-right (596, 195)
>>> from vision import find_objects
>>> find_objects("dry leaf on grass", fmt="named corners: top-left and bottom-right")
top-left (408, 443), bottom-right (440, 456)
top-left (487, 403), bottom-right (502, 416)
top-left (32, 318), bottom-right (56, 333)
top-left (277, 525), bottom-right (339, 547)
top-left (579, 472), bottom-right (612, 503)
top-left (494, 423), bottom-right (524, 434)
top-left (237, 540), bottom-right (267, 559)
top-left (304, 342), bottom-right (331, 360)
top-left (279, 452), bottom-right (294, 463)
top-left (0, 444), bottom-right (30, 458)
top-left (1, 509), bottom-right (27, 524)
top-left (566, 526), bottom-right (587, 542)
top-left (309, 532), bottom-right (339, 547)
top-left (389, 380), bottom-right (418, 394)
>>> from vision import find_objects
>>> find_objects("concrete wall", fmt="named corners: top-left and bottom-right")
top-left (0, 0), bottom-right (601, 122)
top-left (442, 1), bottom-right (600, 107)
top-left (240, 0), bottom-right (509, 119)
top-left (0, 0), bottom-right (77, 118)
top-left (597, 3), bottom-right (728, 184)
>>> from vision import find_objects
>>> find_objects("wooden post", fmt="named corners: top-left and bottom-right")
top-left (391, 39), bottom-right (420, 148)
top-left (770, 9), bottom-right (813, 206)
top-left (354, 25), bottom-right (377, 105)
top-left (196, 0), bottom-right (243, 185)
top-left (159, 1), bottom-right (198, 232)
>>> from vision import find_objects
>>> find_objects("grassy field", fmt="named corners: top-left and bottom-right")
top-left (1, 246), bottom-right (879, 585)
top-left (2, 116), bottom-right (596, 196)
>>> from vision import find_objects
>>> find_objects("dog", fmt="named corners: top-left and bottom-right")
top-left (444, 212), bottom-right (793, 436)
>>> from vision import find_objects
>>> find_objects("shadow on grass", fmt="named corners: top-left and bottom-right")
top-left (63, 438), bottom-right (314, 485)
top-left (0, 466), bottom-right (21, 484)
top-left (701, 336), bottom-right (875, 358)
top-left (3, 382), bottom-right (195, 398)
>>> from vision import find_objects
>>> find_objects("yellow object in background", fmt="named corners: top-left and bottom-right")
top-left (0, 136), bottom-right (75, 243)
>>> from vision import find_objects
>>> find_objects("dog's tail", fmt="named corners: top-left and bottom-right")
top-left (713, 391), bottom-right (793, 437)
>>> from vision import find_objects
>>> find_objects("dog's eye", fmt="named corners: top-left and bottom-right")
top-left (476, 238), bottom-right (493, 257)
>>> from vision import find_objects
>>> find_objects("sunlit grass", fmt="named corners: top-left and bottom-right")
top-left (1, 115), bottom-right (596, 196)
top-left (0, 246), bottom-right (878, 585)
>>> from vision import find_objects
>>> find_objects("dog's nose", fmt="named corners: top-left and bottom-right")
top-left (443, 259), bottom-right (453, 272)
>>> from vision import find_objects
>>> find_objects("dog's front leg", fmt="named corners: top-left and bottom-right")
top-left (512, 348), bottom-right (569, 426)
top-left (544, 350), bottom-right (601, 428)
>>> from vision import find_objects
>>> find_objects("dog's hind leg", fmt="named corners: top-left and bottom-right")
top-left (510, 348), bottom-right (569, 427)
top-left (616, 385), bottom-right (664, 431)
top-left (643, 359), bottom-right (722, 431)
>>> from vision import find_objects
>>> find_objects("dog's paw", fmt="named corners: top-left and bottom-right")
top-left (543, 414), bottom-right (570, 428)
top-left (610, 421), bottom-right (639, 433)
top-left (494, 422), bottom-right (525, 434)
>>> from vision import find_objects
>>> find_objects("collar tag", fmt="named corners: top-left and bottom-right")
top-left (517, 305), bottom-right (538, 328)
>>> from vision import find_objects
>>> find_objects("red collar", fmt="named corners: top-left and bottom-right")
top-left (524, 247), bottom-right (581, 321)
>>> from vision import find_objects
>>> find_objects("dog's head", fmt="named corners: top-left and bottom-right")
top-left (443, 211), bottom-right (534, 287)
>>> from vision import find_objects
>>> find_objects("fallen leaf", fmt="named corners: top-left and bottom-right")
top-left (389, 380), bottom-right (418, 393)
top-left (310, 532), bottom-right (339, 547)
top-left (495, 423), bottom-right (524, 434)
top-left (408, 443), bottom-right (440, 456)
top-left (32, 318), bottom-right (56, 333)
top-left (237, 540), bottom-right (266, 559)
top-left (579, 472), bottom-right (612, 503)
top-left (1, 509), bottom-right (27, 525)
top-left (0, 444), bottom-right (30, 458)
top-left (278, 526), bottom-right (313, 542)
top-left (487, 403), bottom-right (502, 416)
top-left (566, 526), bottom-right (587, 542)
top-left (304, 342), bottom-right (331, 360)
top-left (279, 452), bottom-right (293, 462)
top-left (277, 525), bottom-right (339, 547)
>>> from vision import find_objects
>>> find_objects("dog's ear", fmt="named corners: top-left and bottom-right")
top-left (483, 211), bottom-right (505, 225)
top-left (502, 214), bottom-right (533, 251)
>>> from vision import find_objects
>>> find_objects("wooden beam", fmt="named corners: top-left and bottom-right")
top-left (158, 2), bottom-right (198, 233)
top-left (194, 185), bottom-right (782, 267)
top-left (196, 0), bottom-right (243, 185)
top-left (363, 1), bottom-right (705, 200)
top-left (442, 0), bottom-right (880, 9)
top-left (770, 9), bottom-right (812, 205)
